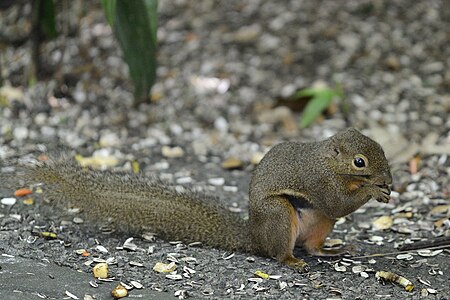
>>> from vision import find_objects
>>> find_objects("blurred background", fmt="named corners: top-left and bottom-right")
top-left (0, 1), bottom-right (448, 157)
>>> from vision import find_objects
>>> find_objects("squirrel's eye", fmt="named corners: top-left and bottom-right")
top-left (352, 155), bottom-right (368, 170)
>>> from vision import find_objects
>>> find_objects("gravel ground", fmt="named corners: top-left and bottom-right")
top-left (1, 0), bottom-right (449, 299)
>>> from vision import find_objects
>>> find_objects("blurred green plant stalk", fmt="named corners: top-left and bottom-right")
top-left (294, 85), bottom-right (344, 128)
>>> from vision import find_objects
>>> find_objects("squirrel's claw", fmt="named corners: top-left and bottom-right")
top-left (375, 184), bottom-right (391, 203)
top-left (283, 256), bottom-right (310, 272)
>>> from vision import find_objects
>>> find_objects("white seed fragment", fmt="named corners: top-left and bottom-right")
top-left (323, 238), bottom-right (344, 248)
top-left (417, 249), bottom-right (443, 257)
top-left (222, 252), bottom-right (235, 260)
top-left (174, 290), bottom-right (187, 298)
top-left (120, 282), bottom-right (133, 290)
top-left (123, 237), bottom-right (137, 251)
top-left (352, 265), bottom-right (366, 273)
top-left (1, 197), bottom-right (16, 206)
top-left (166, 274), bottom-right (183, 280)
top-left (360, 271), bottom-right (369, 278)
top-left (208, 177), bottom-right (225, 186)
top-left (89, 280), bottom-right (99, 288)
top-left (75, 249), bottom-right (87, 255)
top-left (95, 245), bottom-right (108, 253)
top-left (396, 253), bottom-right (414, 260)
top-left (129, 261), bottom-right (143, 267)
top-left (130, 280), bottom-right (143, 289)
top-left (183, 266), bottom-right (196, 274)
top-left (65, 290), bottom-right (79, 299)
top-left (73, 217), bottom-right (84, 224)
top-left (334, 263), bottom-right (346, 272)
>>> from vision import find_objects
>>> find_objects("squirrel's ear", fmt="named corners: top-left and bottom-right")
top-left (325, 141), bottom-right (341, 158)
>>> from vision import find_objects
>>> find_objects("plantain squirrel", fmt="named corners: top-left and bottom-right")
top-left (22, 128), bottom-right (392, 271)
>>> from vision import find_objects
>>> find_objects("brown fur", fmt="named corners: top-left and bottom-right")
top-left (25, 128), bottom-right (392, 270)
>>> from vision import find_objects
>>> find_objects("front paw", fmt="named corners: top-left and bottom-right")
top-left (375, 185), bottom-right (391, 203)
top-left (283, 256), bottom-right (310, 273)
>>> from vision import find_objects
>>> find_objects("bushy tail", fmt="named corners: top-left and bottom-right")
top-left (25, 158), bottom-right (250, 252)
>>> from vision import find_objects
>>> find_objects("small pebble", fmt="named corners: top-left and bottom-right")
top-left (1, 197), bottom-right (16, 206)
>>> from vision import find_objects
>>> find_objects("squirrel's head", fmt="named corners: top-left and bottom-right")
top-left (324, 128), bottom-right (392, 200)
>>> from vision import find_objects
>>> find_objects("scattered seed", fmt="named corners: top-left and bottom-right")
top-left (95, 245), bottom-right (108, 253)
top-left (417, 277), bottom-right (431, 286)
top-left (208, 177), bottom-right (225, 186)
top-left (39, 232), bottom-right (57, 239)
top-left (372, 216), bottom-right (394, 231)
top-left (174, 290), bottom-right (188, 299)
top-left (89, 280), bottom-right (98, 288)
top-left (65, 290), bottom-right (79, 299)
top-left (334, 263), bottom-right (346, 272)
top-left (1, 197), bottom-right (16, 206)
top-left (122, 237), bottom-right (137, 251)
top-left (23, 198), bottom-right (34, 205)
top-left (352, 265), bottom-right (366, 273)
top-left (396, 253), bottom-right (414, 260)
top-left (153, 262), bottom-right (176, 273)
top-left (111, 284), bottom-right (128, 299)
top-left (360, 271), bottom-right (369, 278)
top-left (188, 241), bottom-right (202, 247)
top-left (73, 217), bottom-right (84, 224)
top-left (323, 238), bottom-right (343, 248)
top-left (417, 249), bottom-right (443, 257)
top-left (162, 146), bottom-right (184, 158)
top-left (130, 281), bottom-right (143, 289)
top-left (183, 266), bottom-right (196, 274)
top-left (248, 278), bottom-right (263, 283)
top-left (222, 252), bottom-right (235, 260)
top-left (221, 157), bottom-right (243, 169)
top-left (166, 274), bottom-right (183, 280)
top-left (129, 261), bottom-right (144, 267)
top-left (142, 232), bottom-right (156, 242)
top-left (14, 188), bottom-right (33, 197)
top-left (120, 282), bottom-right (133, 290)
top-left (375, 271), bottom-right (414, 292)
top-left (93, 263), bottom-right (108, 279)
top-left (254, 270), bottom-right (269, 279)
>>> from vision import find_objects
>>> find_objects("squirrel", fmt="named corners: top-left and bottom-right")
top-left (23, 128), bottom-right (392, 271)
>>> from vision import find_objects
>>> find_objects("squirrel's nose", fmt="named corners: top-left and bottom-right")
top-left (384, 171), bottom-right (393, 185)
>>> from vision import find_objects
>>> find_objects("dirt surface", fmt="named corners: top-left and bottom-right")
top-left (1, 0), bottom-right (449, 299)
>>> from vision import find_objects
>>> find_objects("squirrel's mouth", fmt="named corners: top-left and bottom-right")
top-left (340, 174), bottom-right (392, 203)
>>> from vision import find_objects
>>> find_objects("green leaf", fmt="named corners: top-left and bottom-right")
top-left (298, 87), bottom-right (341, 128)
top-left (112, 0), bottom-right (158, 103)
top-left (39, 0), bottom-right (57, 39)
top-left (144, 0), bottom-right (158, 43)
top-left (101, 0), bottom-right (117, 25)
